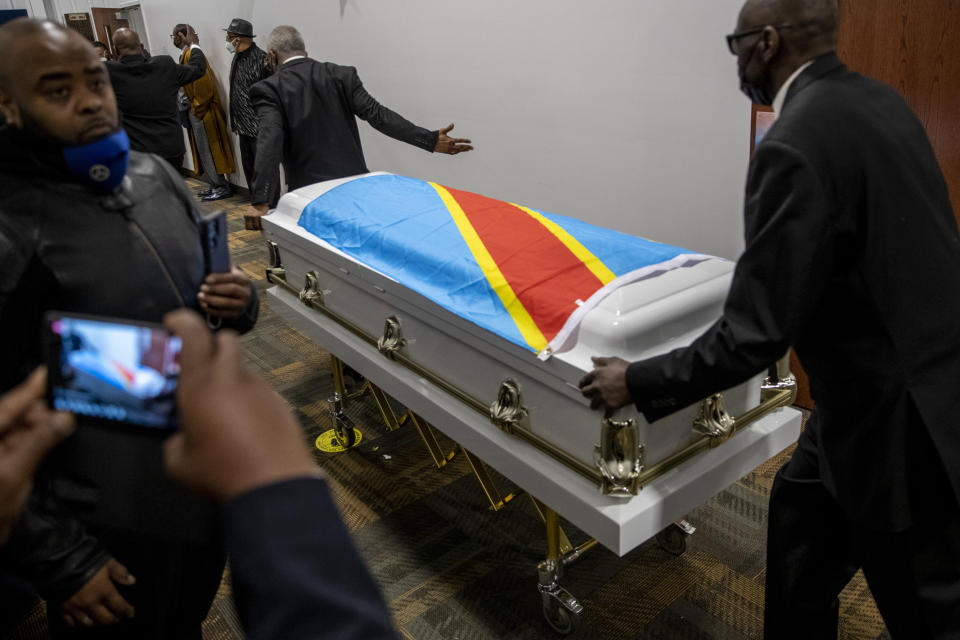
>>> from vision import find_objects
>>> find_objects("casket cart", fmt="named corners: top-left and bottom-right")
top-left (261, 173), bottom-right (801, 632)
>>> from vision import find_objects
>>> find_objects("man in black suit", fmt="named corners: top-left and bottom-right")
top-left (579, 0), bottom-right (960, 636)
top-left (106, 27), bottom-right (206, 168)
top-left (243, 25), bottom-right (473, 230)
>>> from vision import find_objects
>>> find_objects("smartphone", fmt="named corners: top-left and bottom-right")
top-left (200, 209), bottom-right (231, 274)
top-left (44, 312), bottom-right (181, 430)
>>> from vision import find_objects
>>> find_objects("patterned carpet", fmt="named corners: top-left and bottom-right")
top-left (6, 180), bottom-right (889, 639)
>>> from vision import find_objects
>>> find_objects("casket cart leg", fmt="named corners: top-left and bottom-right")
top-left (330, 353), bottom-right (518, 509)
top-left (537, 503), bottom-right (585, 634)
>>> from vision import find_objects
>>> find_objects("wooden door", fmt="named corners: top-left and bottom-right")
top-left (761, 1), bottom-right (960, 409)
top-left (91, 8), bottom-right (129, 58)
top-left (63, 12), bottom-right (94, 42)
top-left (837, 0), bottom-right (960, 226)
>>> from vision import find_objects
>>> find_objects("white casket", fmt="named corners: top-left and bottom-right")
top-left (262, 172), bottom-right (801, 631)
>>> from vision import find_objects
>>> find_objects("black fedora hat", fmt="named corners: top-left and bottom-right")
top-left (223, 18), bottom-right (255, 37)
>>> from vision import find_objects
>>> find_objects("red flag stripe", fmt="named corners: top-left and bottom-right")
top-left (443, 186), bottom-right (605, 341)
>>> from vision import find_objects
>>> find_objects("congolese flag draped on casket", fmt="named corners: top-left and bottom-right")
top-left (298, 174), bottom-right (714, 357)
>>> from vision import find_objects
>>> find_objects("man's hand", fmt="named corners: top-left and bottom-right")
top-left (162, 310), bottom-right (318, 500)
top-left (244, 203), bottom-right (269, 231)
top-left (434, 123), bottom-right (473, 155)
top-left (198, 266), bottom-right (253, 319)
top-left (578, 356), bottom-right (633, 412)
top-left (59, 558), bottom-right (136, 628)
top-left (0, 368), bottom-right (75, 545)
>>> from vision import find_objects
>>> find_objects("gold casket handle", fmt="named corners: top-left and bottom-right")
top-left (377, 316), bottom-right (406, 359)
top-left (489, 378), bottom-right (529, 435)
top-left (299, 270), bottom-right (325, 306)
top-left (692, 393), bottom-right (735, 445)
top-left (594, 416), bottom-right (643, 496)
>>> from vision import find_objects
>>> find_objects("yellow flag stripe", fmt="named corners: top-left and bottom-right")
top-left (428, 182), bottom-right (548, 352)
top-left (510, 203), bottom-right (617, 285)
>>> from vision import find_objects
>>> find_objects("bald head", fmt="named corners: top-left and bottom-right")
top-left (738, 0), bottom-right (838, 55)
top-left (0, 18), bottom-right (117, 144)
top-left (729, 0), bottom-right (838, 106)
top-left (112, 28), bottom-right (141, 57)
top-left (0, 18), bottom-right (67, 89)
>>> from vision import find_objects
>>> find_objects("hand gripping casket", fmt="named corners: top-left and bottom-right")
top-left (261, 172), bottom-right (798, 508)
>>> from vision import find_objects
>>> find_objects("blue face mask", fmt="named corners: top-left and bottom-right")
top-left (62, 129), bottom-right (130, 192)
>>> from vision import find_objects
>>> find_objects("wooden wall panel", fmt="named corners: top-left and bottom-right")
top-left (837, 0), bottom-right (960, 226)
top-left (782, 0), bottom-right (960, 410)
top-left (91, 7), bottom-right (129, 58)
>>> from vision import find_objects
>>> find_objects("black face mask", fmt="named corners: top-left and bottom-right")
top-left (738, 38), bottom-right (775, 106)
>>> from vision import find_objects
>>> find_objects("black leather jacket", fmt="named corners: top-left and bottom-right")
top-left (0, 127), bottom-right (257, 601)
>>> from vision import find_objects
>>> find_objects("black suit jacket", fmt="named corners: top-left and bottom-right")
top-left (625, 53), bottom-right (960, 530)
top-left (106, 53), bottom-right (206, 158)
top-left (249, 58), bottom-right (439, 205)
top-left (224, 477), bottom-right (398, 640)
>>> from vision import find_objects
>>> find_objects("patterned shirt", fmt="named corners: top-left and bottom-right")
top-left (229, 43), bottom-right (272, 137)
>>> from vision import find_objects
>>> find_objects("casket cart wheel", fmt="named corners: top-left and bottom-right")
top-left (542, 599), bottom-right (580, 635)
top-left (333, 422), bottom-right (357, 449)
top-left (655, 524), bottom-right (687, 556)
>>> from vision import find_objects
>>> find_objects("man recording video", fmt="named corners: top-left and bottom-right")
top-left (0, 309), bottom-right (398, 640)
top-left (0, 18), bottom-right (258, 638)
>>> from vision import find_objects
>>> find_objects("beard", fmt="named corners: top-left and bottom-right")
top-left (12, 103), bottom-right (119, 146)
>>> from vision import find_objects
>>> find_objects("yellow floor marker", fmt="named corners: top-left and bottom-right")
top-left (315, 427), bottom-right (363, 453)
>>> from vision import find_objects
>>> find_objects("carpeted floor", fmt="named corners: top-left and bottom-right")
top-left (7, 180), bottom-right (890, 640)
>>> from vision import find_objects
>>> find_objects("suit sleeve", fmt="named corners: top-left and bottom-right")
top-left (175, 50), bottom-right (207, 86)
top-left (259, 52), bottom-right (273, 83)
top-left (338, 66), bottom-right (439, 153)
top-left (626, 140), bottom-right (836, 422)
top-left (1, 486), bottom-right (111, 603)
top-left (250, 82), bottom-right (284, 206)
top-left (223, 477), bottom-right (398, 640)
top-left (0, 220), bottom-right (111, 603)
top-left (0, 218), bottom-right (31, 331)
top-left (0, 216), bottom-right (48, 389)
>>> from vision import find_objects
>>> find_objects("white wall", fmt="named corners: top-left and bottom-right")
top-left (131, 0), bottom-right (751, 259)
top-left (42, 0), bottom-right (109, 24)
top-left (47, 0), bottom-right (109, 15)
top-left (1, 0), bottom-right (34, 14)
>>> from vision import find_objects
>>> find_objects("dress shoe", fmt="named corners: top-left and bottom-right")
top-left (200, 186), bottom-right (232, 202)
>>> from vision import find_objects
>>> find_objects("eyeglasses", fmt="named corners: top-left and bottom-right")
top-left (725, 23), bottom-right (793, 55)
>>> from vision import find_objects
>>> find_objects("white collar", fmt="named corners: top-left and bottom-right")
top-left (281, 55), bottom-right (306, 65)
top-left (773, 60), bottom-right (813, 118)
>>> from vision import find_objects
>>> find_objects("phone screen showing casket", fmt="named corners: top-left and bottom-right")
top-left (46, 314), bottom-right (181, 429)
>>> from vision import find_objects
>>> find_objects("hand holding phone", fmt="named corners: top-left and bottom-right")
top-left (198, 267), bottom-right (254, 320)
top-left (200, 209), bottom-right (231, 274)
top-left (45, 313), bottom-right (182, 430)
